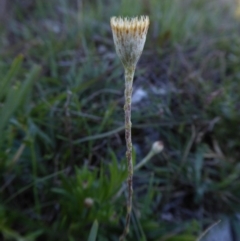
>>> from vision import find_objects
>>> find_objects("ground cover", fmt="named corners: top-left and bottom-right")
top-left (0, 0), bottom-right (240, 240)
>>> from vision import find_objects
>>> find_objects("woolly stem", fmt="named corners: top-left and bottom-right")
top-left (120, 66), bottom-right (135, 241)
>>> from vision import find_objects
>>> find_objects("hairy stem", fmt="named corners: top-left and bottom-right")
top-left (64, 90), bottom-right (74, 171)
top-left (120, 66), bottom-right (135, 241)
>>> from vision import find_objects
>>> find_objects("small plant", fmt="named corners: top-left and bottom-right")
top-left (52, 156), bottom-right (127, 239)
top-left (110, 16), bottom-right (150, 240)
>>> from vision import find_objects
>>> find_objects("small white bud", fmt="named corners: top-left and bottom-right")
top-left (151, 141), bottom-right (164, 154)
top-left (84, 197), bottom-right (94, 208)
top-left (110, 16), bottom-right (150, 68)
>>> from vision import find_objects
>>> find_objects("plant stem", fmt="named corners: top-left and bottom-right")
top-left (120, 66), bottom-right (135, 241)
top-left (64, 90), bottom-right (74, 170)
top-left (134, 150), bottom-right (155, 171)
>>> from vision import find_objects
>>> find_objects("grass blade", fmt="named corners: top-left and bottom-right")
top-left (87, 220), bottom-right (98, 241)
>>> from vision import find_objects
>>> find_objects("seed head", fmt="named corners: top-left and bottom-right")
top-left (110, 16), bottom-right (150, 68)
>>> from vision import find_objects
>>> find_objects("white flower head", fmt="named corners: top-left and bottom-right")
top-left (151, 141), bottom-right (164, 154)
top-left (110, 16), bottom-right (150, 68)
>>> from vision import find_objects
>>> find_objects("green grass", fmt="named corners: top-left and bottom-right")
top-left (1, 0), bottom-right (240, 240)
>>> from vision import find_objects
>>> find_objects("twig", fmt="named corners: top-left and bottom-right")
top-left (73, 125), bottom-right (125, 144)
top-left (196, 220), bottom-right (221, 241)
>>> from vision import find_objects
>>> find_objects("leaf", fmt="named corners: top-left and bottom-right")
top-left (0, 64), bottom-right (41, 143)
top-left (0, 55), bottom-right (23, 101)
top-left (87, 220), bottom-right (98, 241)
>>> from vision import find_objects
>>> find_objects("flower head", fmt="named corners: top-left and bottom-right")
top-left (84, 197), bottom-right (94, 208)
top-left (151, 141), bottom-right (164, 154)
top-left (110, 16), bottom-right (149, 68)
